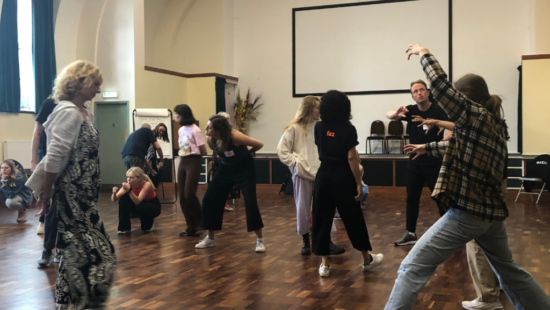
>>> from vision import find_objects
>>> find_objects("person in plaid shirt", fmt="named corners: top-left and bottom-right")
top-left (384, 44), bottom-right (550, 310)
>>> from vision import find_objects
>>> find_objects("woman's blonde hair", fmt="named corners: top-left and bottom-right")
top-left (53, 60), bottom-right (103, 102)
top-left (283, 96), bottom-right (320, 134)
top-left (127, 167), bottom-right (155, 190)
top-left (1, 160), bottom-right (18, 187)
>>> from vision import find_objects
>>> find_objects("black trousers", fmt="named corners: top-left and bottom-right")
top-left (201, 154), bottom-right (263, 232)
top-left (405, 159), bottom-right (447, 233)
top-left (118, 194), bottom-right (161, 231)
top-left (43, 200), bottom-right (58, 252)
top-left (312, 163), bottom-right (372, 256)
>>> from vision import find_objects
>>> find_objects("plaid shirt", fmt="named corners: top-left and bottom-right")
top-left (422, 54), bottom-right (508, 222)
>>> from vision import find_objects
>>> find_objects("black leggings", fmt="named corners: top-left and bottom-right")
top-left (312, 163), bottom-right (372, 256)
top-left (405, 159), bottom-right (447, 233)
top-left (118, 194), bottom-right (161, 231)
top-left (201, 154), bottom-right (263, 232)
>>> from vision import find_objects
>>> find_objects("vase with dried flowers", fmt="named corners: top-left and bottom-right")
top-left (233, 89), bottom-right (263, 134)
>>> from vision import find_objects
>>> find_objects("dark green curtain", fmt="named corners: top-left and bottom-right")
top-left (0, 0), bottom-right (21, 113)
top-left (33, 0), bottom-right (56, 113)
top-left (215, 77), bottom-right (226, 113)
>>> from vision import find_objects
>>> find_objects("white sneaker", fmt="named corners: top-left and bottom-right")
top-left (117, 230), bottom-right (130, 234)
top-left (319, 264), bottom-right (331, 277)
top-left (195, 237), bottom-right (216, 249)
top-left (462, 298), bottom-right (504, 310)
top-left (36, 222), bottom-right (45, 234)
top-left (145, 224), bottom-right (154, 232)
top-left (363, 253), bottom-right (384, 271)
top-left (255, 238), bottom-right (266, 252)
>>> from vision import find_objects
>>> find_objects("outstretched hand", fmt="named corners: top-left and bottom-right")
top-left (403, 144), bottom-right (427, 160)
top-left (406, 44), bottom-right (430, 60)
top-left (412, 116), bottom-right (444, 136)
top-left (395, 105), bottom-right (409, 118)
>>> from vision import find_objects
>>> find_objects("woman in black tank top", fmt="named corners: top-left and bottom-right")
top-left (195, 115), bottom-right (267, 253)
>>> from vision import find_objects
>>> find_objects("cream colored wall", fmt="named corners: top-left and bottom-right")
top-left (535, 0), bottom-right (550, 54)
top-left (186, 77), bottom-right (216, 136)
top-left (234, 0), bottom-right (532, 153)
top-left (522, 58), bottom-right (550, 155)
top-left (135, 68), bottom-right (187, 109)
top-left (145, 0), bottom-right (226, 74)
top-left (0, 114), bottom-right (36, 162)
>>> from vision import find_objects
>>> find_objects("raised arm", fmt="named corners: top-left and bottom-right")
top-left (232, 130), bottom-right (264, 153)
top-left (407, 44), bottom-right (478, 128)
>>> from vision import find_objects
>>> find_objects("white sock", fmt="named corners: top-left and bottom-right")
top-left (408, 232), bottom-right (416, 236)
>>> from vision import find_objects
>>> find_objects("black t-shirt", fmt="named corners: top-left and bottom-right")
top-left (121, 127), bottom-right (157, 159)
top-left (315, 121), bottom-right (359, 165)
top-left (35, 98), bottom-right (57, 160)
top-left (401, 102), bottom-right (449, 165)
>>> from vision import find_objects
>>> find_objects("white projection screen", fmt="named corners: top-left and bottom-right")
top-left (293, 0), bottom-right (452, 96)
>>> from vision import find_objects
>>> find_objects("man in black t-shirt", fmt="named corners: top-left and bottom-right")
top-left (121, 125), bottom-right (164, 171)
top-left (386, 80), bottom-right (450, 246)
top-left (31, 97), bottom-right (57, 235)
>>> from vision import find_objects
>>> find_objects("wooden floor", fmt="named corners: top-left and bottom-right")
top-left (1, 185), bottom-right (549, 310)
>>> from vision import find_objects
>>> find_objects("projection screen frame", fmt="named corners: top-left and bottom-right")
top-left (292, 0), bottom-right (453, 97)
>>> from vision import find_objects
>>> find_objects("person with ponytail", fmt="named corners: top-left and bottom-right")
top-left (384, 44), bottom-right (550, 310)
top-left (411, 80), bottom-right (512, 310)
top-left (195, 115), bottom-right (266, 252)
top-left (112, 167), bottom-right (161, 234)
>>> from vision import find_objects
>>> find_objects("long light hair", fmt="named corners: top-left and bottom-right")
top-left (53, 60), bottom-right (103, 102)
top-left (127, 167), bottom-right (155, 190)
top-left (1, 160), bottom-right (18, 187)
top-left (208, 114), bottom-right (232, 153)
top-left (283, 96), bottom-right (320, 134)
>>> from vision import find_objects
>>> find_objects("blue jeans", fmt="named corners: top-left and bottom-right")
top-left (385, 208), bottom-right (550, 310)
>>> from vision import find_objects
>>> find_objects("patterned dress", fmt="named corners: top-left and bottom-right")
top-left (54, 120), bottom-right (116, 310)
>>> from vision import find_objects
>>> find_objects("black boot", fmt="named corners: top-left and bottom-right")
top-left (301, 234), bottom-right (311, 255)
top-left (329, 241), bottom-right (345, 255)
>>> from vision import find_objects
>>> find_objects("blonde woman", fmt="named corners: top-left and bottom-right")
top-left (0, 160), bottom-right (32, 222)
top-left (112, 167), bottom-right (161, 233)
top-left (277, 96), bottom-right (344, 256)
top-left (27, 60), bottom-right (116, 309)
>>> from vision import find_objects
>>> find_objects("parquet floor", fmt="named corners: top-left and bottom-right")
top-left (1, 185), bottom-right (549, 310)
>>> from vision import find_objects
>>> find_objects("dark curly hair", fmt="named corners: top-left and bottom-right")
top-left (320, 90), bottom-right (351, 123)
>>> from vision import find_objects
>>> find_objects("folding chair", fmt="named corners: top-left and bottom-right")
top-left (515, 154), bottom-right (550, 204)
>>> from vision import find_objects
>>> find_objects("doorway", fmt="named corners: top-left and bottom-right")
top-left (95, 101), bottom-right (129, 185)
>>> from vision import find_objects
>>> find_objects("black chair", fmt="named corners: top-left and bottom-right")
top-left (385, 120), bottom-right (405, 154)
top-left (366, 121), bottom-right (386, 154)
top-left (515, 154), bottom-right (550, 204)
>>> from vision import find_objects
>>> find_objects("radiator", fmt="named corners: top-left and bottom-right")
top-left (3, 141), bottom-right (32, 169)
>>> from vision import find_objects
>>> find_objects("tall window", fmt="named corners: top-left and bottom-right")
top-left (17, 0), bottom-right (35, 112)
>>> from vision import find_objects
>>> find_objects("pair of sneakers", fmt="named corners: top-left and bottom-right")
top-left (462, 298), bottom-right (503, 310)
top-left (195, 236), bottom-right (266, 252)
top-left (37, 250), bottom-right (62, 267)
top-left (319, 253), bottom-right (384, 277)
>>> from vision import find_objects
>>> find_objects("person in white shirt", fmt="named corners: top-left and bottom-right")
top-left (277, 96), bottom-right (344, 256)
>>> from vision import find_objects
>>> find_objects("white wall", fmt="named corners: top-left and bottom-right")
top-left (145, 0), bottom-right (226, 74)
top-left (234, 0), bottom-right (533, 153)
